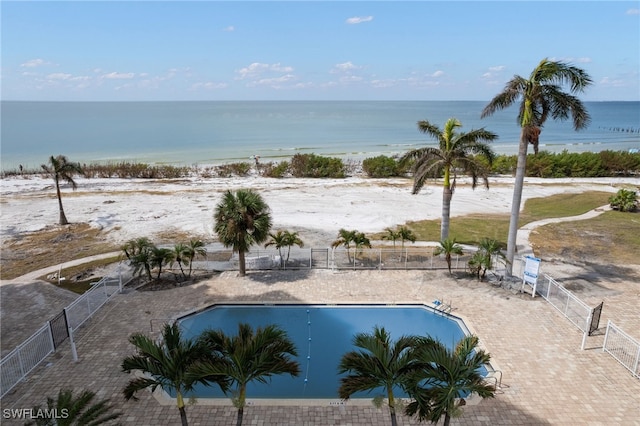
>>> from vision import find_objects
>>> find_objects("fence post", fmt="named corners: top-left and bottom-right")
top-left (546, 277), bottom-right (552, 299)
top-left (65, 309), bottom-right (79, 362)
top-left (581, 309), bottom-right (593, 350)
top-left (602, 320), bottom-right (611, 352)
top-left (118, 263), bottom-right (123, 294)
top-left (46, 320), bottom-right (56, 353)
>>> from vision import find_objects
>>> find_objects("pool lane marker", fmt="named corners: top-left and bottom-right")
top-left (303, 309), bottom-right (312, 394)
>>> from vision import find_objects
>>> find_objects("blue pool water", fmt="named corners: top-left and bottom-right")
top-left (177, 304), bottom-right (474, 399)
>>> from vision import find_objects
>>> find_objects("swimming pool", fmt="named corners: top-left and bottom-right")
top-left (177, 303), bottom-right (474, 399)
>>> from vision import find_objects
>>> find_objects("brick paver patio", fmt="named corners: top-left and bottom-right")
top-left (1, 268), bottom-right (639, 425)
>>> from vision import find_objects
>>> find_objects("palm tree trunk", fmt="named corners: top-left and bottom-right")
top-left (505, 130), bottom-right (528, 277)
top-left (387, 387), bottom-right (398, 426)
top-left (55, 178), bottom-right (69, 225)
top-left (177, 392), bottom-right (189, 426)
top-left (443, 411), bottom-right (451, 426)
top-left (239, 250), bottom-right (246, 276)
top-left (441, 185), bottom-right (453, 240)
top-left (236, 406), bottom-right (244, 426)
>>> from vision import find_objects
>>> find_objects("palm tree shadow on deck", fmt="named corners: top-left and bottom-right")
top-left (244, 269), bottom-right (312, 285)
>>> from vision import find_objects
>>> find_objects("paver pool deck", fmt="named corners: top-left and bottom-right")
top-left (1, 267), bottom-right (639, 426)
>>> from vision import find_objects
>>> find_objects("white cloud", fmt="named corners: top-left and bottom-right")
top-left (223, 25), bottom-right (235, 32)
top-left (46, 73), bottom-right (73, 80)
top-left (431, 70), bottom-right (444, 77)
top-left (550, 56), bottom-right (592, 64)
top-left (330, 61), bottom-right (362, 74)
top-left (250, 74), bottom-right (296, 87)
top-left (346, 16), bottom-right (373, 24)
top-left (190, 82), bottom-right (228, 90)
top-left (237, 62), bottom-right (294, 79)
top-left (371, 79), bottom-right (397, 88)
top-left (488, 65), bottom-right (505, 72)
top-left (103, 72), bottom-right (135, 79)
top-left (626, 8), bottom-right (639, 15)
top-left (21, 59), bottom-right (51, 68)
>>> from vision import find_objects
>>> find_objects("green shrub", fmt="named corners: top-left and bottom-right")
top-left (260, 161), bottom-right (290, 178)
top-left (214, 162), bottom-right (252, 177)
top-left (290, 153), bottom-right (345, 178)
top-left (362, 155), bottom-right (403, 177)
top-left (609, 188), bottom-right (638, 212)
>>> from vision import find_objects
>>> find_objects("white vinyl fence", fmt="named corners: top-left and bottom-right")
top-left (0, 273), bottom-right (127, 398)
top-left (603, 320), bottom-right (640, 379)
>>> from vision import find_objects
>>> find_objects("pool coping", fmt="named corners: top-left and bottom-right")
top-left (150, 301), bottom-right (501, 407)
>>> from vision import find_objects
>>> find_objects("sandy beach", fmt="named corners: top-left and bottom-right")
top-left (2, 174), bottom-right (638, 248)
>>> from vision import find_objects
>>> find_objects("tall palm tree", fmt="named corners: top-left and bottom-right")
top-left (400, 118), bottom-right (496, 240)
top-left (282, 230), bottom-right (304, 263)
top-left (481, 58), bottom-right (592, 276)
top-left (121, 323), bottom-right (227, 426)
top-left (382, 227), bottom-right (401, 250)
top-left (185, 239), bottom-right (207, 278)
top-left (26, 388), bottom-right (121, 426)
top-left (150, 246), bottom-right (175, 280)
top-left (41, 155), bottom-right (83, 225)
top-left (192, 323), bottom-right (300, 426)
top-left (214, 189), bottom-right (272, 277)
top-left (404, 335), bottom-right (495, 426)
top-left (434, 238), bottom-right (464, 274)
top-left (338, 326), bottom-right (418, 426)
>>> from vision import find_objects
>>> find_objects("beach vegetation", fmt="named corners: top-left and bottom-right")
top-left (468, 238), bottom-right (506, 281)
top-left (332, 229), bottom-right (371, 263)
top-left (184, 239), bottom-right (207, 278)
top-left (41, 154), bottom-right (84, 225)
top-left (214, 189), bottom-right (273, 277)
top-left (214, 162), bottom-right (252, 178)
top-left (482, 58), bottom-right (593, 277)
top-left (290, 153), bottom-right (346, 178)
top-left (382, 226), bottom-right (416, 250)
top-left (265, 230), bottom-right (304, 266)
top-left (81, 161), bottom-right (190, 179)
top-left (191, 323), bottom-right (300, 426)
top-left (362, 155), bottom-right (408, 178)
top-left (122, 322), bottom-right (227, 426)
top-left (404, 335), bottom-right (495, 426)
top-left (338, 326), bottom-right (418, 426)
top-left (609, 188), bottom-right (638, 212)
top-left (400, 118), bottom-right (497, 241)
top-left (260, 161), bottom-right (290, 178)
top-left (25, 388), bottom-right (121, 426)
top-left (433, 238), bottom-right (464, 275)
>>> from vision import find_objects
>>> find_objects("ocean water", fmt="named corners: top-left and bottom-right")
top-left (1, 100), bottom-right (638, 171)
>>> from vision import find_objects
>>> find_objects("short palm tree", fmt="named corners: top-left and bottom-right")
top-left (609, 188), bottom-right (638, 212)
top-left (172, 243), bottom-right (189, 279)
top-left (404, 335), bottom-right (495, 426)
top-left (331, 228), bottom-right (358, 262)
top-left (192, 323), bottom-right (300, 426)
top-left (150, 246), bottom-right (174, 280)
top-left (338, 326), bottom-right (418, 426)
top-left (121, 323), bottom-right (227, 426)
top-left (397, 226), bottom-right (417, 250)
top-left (122, 237), bottom-right (155, 281)
top-left (41, 154), bottom-right (83, 225)
top-left (214, 189), bottom-right (272, 277)
top-left (434, 238), bottom-right (464, 274)
top-left (481, 58), bottom-right (592, 276)
top-left (382, 228), bottom-right (401, 250)
top-left (265, 230), bottom-right (304, 266)
top-left (400, 118), bottom-right (496, 241)
top-left (26, 388), bottom-right (121, 426)
top-left (185, 239), bottom-right (207, 277)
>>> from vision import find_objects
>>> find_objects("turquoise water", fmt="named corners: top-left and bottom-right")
top-left (1, 100), bottom-right (638, 170)
top-left (177, 304), bottom-right (470, 399)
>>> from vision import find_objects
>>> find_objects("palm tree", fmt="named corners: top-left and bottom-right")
top-left (404, 335), bottom-right (495, 426)
top-left (434, 238), bottom-right (464, 274)
top-left (266, 230), bottom-right (305, 266)
top-left (478, 238), bottom-right (505, 273)
top-left (400, 118), bottom-right (496, 240)
top-left (382, 228), bottom-right (401, 250)
top-left (481, 58), bottom-right (592, 276)
top-left (338, 326), bottom-right (418, 426)
top-left (184, 239), bottom-right (207, 278)
top-left (121, 322), bottom-right (227, 426)
top-left (26, 388), bottom-right (121, 426)
top-left (331, 228), bottom-right (358, 262)
top-left (150, 246), bottom-right (175, 280)
top-left (214, 189), bottom-right (272, 277)
top-left (41, 155), bottom-right (83, 225)
top-left (609, 188), bottom-right (638, 212)
top-left (172, 243), bottom-right (189, 279)
top-left (397, 226), bottom-right (417, 250)
top-left (192, 323), bottom-right (300, 426)
top-left (122, 237), bottom-right (155, 281)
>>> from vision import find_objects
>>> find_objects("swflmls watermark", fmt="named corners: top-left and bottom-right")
top-left (3, 408), bottom-right (70, 420)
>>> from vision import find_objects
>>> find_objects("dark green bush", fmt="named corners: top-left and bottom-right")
top-left (214, 162), bottom-right (252, 177)
top-left (362, 155), bottom-right (404, 177)
top-left (289, 153), bottom-right (345, 178)
top-left (260, 161), bottom-right (290, 178)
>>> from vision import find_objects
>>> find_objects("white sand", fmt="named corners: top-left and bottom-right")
top-left (2, 174), bottom-right (637, 248)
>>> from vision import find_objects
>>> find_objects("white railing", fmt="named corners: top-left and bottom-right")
top-left (0, 272), bottom-right (125, 398)
top-left (603, 320), bottom-right (640, 379)
top-left (534, 274), bottom-right (594, 349)
top-left (1, 324), bottom-right (54, 398)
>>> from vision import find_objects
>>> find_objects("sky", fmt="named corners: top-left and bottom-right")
top-left (1, 1), bottom-right (639, 101)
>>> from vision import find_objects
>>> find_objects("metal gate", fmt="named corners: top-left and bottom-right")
top-left (311, 248), bottom-right (329, 268)
top-left (589, 301), bottom-right (604, 336)
top-left (49, 310), bottom-right (69, 349)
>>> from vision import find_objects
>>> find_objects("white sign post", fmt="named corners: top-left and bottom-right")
top-left (522, 256), bottom-right (541, 297)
